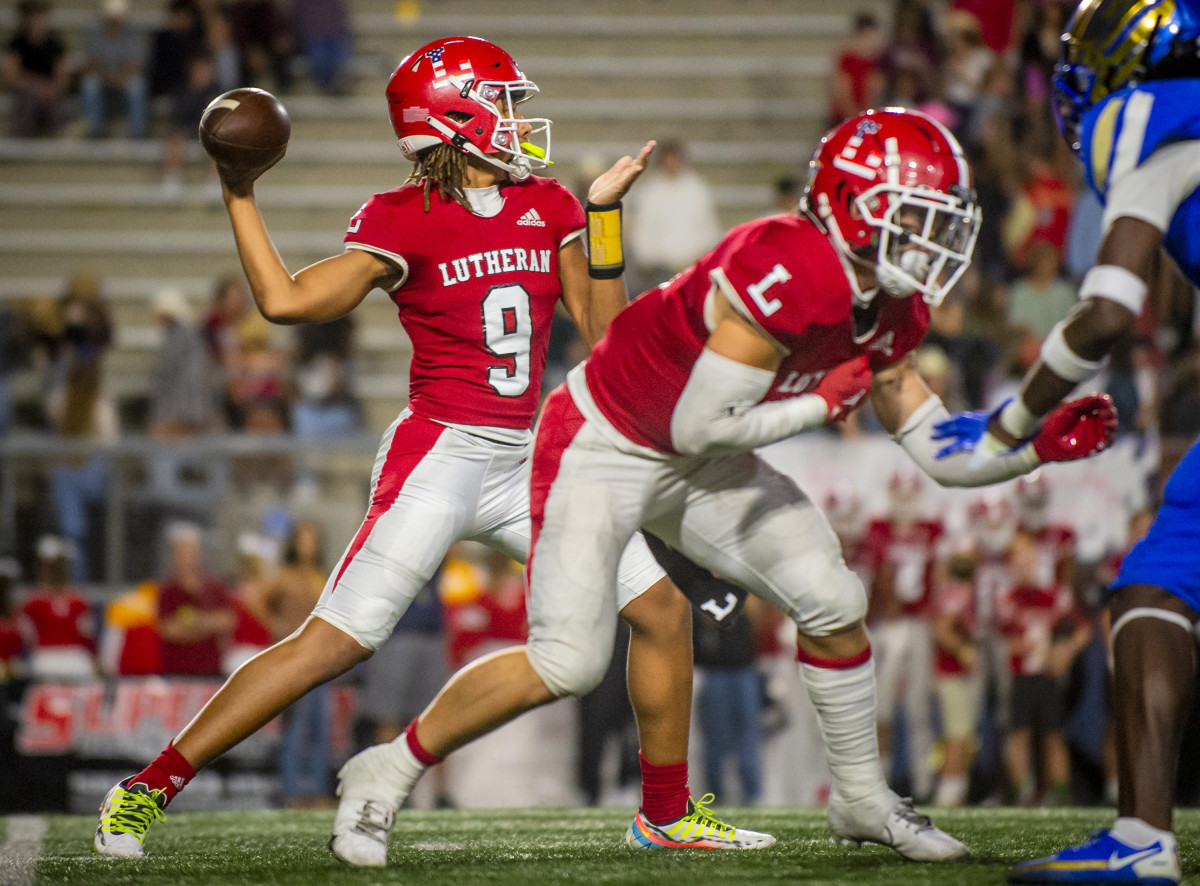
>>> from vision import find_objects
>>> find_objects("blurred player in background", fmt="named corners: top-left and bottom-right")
top-left (333, 107), bottom-right (1118, 867)
top-left (865, 468), bottom-right (941, 801)
top-left (95, 35), bottom-right (770, 859)
top-left (935, 2), bottom-right (1200, 882)
top-left (1014, 471), bottom-right (1077, 591)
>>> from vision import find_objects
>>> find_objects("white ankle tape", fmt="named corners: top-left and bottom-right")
top-left (1110, 607), bottom-right (1195, 642)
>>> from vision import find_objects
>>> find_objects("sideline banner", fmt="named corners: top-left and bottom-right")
top-left (16, 678), bottom-right (358, 763)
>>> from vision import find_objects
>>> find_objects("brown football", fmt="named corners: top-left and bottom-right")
top-left (199, 88), bottom-right (291, 171)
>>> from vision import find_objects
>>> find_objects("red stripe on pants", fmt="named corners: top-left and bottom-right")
top-left (527, 387), bottom-right (587, 586)
top-left (331, 416), bottom-right (446, 590)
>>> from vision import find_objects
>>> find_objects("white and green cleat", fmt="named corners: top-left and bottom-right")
top-left (625, 793), bottom-right (776, 850)
top-left (93, 778), bottom-right (167, 858)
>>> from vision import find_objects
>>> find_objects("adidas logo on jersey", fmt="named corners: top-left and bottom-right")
top-left (517, 208), bottom-right (546, 227)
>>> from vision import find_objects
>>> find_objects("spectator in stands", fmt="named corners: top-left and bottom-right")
top-left (1006, 241), bottom-right (1078, 340)
top-left (148, 0), bottom-right (203, 98)
top-left (2, 0), bottom-right (69, 138)
top-left (881, 1), bottom-right (940, 106)
top-left (99, 580), bottom-right (161, 675)
top-left (46, 276), bottom-right (117, 584)
top-left (931, 546), bottom-right (982, 806)
top-left (941, 9), bottom-right (994, 120)
top-left (625, 140), bottom-right (721, 293)
top-left (162, 51), bottom-right (223, 199)
top-left (18, 535), bottom-right (97, 679)
top-left (244, 519), bottom-right (330, 806)
top-left (79, 0), bottom-right (148, 140)
top-left (227, 0), bottom-right (293, 93)
top-left (951, 0), bottom-right (1015, 56)
top-left (193, 0), bottom-right (238, 92)
top-left (291, 316), bottom-right (360, 438)
top-left (0, 304), bottom-right (32, 436)
top-left (828, 12), bottom-right (886, 126)
top-left (1104, 335), bottom-right (1159, 437)
top-left (1017, 1), bottom-right (1069, 114)
top-left (291, 0), bottom-right (352, 95)
top-left (148, 287), bottom-right (222, 439)
top-left (0, 558), bottom-right (25, 680)
top-left (358, 565), bottom-right (453, 809)
top-left (157, 522), bottom-right (236, 676)
top-left (228, 319), bottom-right (290, 432)
top-left (998, 530), bottom-right (1091, 806)
top-left (1003, 138), bottom-right (1075, 271)
top-left (221, 532), bottom-right (274, 674)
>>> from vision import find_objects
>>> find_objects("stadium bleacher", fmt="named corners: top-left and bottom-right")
top-left (0, 0), bottom-right (889, 432)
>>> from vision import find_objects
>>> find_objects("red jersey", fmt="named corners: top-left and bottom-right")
top-left (19, 589), bottom-right (95, 651)
top-left (1022, 524), bottom-right (1076, 588)
top-left (0, 615), bottom-right (22, 668)
top-left (863, 518), bottom-right (944, 619)
top-left (997, 582), bottom-right (1077, 676)
top-left (583, 215), bottom-right (929, 454)
top-left (932, 578), bottom-right (977, 677)
top-left (157, 578), bottom-right (233, 676)
top-left (345, 176), bottom-right (585, 429)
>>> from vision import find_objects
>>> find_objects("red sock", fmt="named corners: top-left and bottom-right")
top-left (638, 751), bottom-right (689, 825)
top-left (130, 744), bottom-right (196, 807)
top-left (405, 717), bottom-right (442, 766)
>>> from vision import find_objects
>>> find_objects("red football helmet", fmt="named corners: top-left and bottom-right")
top-left (968, 492), bottom-right (1016, 556)
top-left (802, 108), bottom-right (979, 308)
top-left (1015, 470), bottom-right (1050, 531)
top-left (386, 36), bottom-right (551, 180)
top-left (886, 467), bottom-right (925, 525)
top-left (823, 482), bottom-right (867, 545)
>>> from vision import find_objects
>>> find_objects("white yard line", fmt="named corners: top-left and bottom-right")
top-left (0, 816), bottom-right (48, 886)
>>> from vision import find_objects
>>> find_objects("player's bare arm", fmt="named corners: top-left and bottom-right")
top-left (560, 141), bottom-right (655, 346)
top-left (223, 194), bottom-right (397, 325)
top-left (990, 215), bottom-right (1158, 445)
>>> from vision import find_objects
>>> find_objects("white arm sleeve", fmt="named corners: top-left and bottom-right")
top-left (892, 396), bottom-right (1041, 488)
top-left (670, 347), bottom-right (828, 456)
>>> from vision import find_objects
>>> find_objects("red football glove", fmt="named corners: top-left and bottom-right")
top-left (1031, 393), bottom-right (1118, 463)
top-left (813, 356), bottom-right (872, 423)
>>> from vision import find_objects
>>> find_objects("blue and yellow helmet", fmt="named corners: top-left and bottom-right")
top-left (1054, 0), bottom-right (1200, 151)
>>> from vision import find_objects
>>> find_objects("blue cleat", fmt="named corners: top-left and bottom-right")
top-left (1009, 828), bottom-right (1179, 885)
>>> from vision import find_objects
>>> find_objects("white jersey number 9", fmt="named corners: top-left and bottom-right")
top-left (482, 283), bottom-right (533, 397)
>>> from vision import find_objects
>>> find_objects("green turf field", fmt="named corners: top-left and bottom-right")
top-left (3, 807), bottom-right (1197, 885)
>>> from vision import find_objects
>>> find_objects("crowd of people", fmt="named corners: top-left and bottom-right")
top-left (2, 0), bottom-right (352, 193)
top-left (826, 1), bottom-right (1195, 453)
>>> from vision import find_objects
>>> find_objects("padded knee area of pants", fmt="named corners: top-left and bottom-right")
top-left (791, 564), bottom-right (868, 637)
top-left (526, 634), bottom-right (612, 698)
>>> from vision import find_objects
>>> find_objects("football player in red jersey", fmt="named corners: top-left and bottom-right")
top-left (95, 36), bottom-right (774, 861)
top-left (864, 469), bottom-right (943, 802)
top-left (337, 108), bottom-right (1118, 863)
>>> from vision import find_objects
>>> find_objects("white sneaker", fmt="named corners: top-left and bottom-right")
top-left (828, 790), bottom-right (969, 861)
top-left (329, 747), bottom-right (400, 867)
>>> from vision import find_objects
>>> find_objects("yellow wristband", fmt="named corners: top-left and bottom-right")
top-left (587, 202), bottom-right (624, 280)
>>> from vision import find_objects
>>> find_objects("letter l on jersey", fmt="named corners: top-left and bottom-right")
top-left (747, 264), bottom-right (792, 317)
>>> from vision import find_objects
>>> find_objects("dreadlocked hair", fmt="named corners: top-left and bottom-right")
top-left (407, 144), bottom-right (472, 213)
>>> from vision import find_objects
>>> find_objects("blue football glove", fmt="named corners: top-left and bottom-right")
top-left (930, 399), bottom-right (1011, 460)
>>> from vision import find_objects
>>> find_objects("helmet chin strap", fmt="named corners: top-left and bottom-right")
top-left (425, 116), bottom-right (532, 181)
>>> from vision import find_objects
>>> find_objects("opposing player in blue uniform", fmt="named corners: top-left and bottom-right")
top-left (934, 1), bottom-right (1200, 883)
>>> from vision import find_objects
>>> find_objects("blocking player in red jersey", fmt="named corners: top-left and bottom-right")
top-left (863, 469), bottom-right (943, 801)
top-left (95, 36), bottom-right (772, 860)
top-left (335, 108), bottom-right (1118, 863)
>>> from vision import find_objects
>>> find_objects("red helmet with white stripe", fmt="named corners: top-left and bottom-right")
top-left (386, 36), bottom-right (551, 180)
top-left (803, 108), bottom-right (979, 308)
